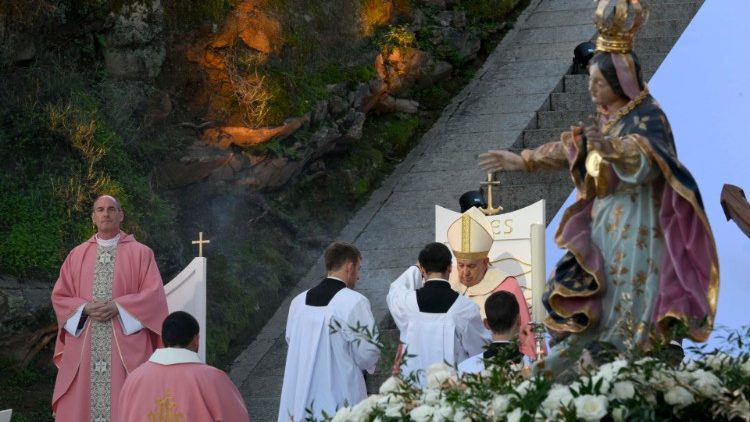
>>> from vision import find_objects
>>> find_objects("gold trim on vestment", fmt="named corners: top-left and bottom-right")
top-left (491, 256), bottom-right (532, 267)
top-left (461, 214), bottom-right (470, 253)
top-left (453, 250), bottom-right (489, 261)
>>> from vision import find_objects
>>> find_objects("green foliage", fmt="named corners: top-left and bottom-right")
top-left (375, 24), bottom-right (417, 54)
top-left (0, 357), bottom-right (55, 422)
top-left (0, 70), bottom-right (178, 278)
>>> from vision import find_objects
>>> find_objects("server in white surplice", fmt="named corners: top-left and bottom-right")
top-left (387, 242), bottom-right (489, 386)
top-left (278, 242), bottom-right (379, 422)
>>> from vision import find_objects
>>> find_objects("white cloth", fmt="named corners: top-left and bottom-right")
top-left (458, 352), bottom-right (486, 375)
top-left (278, 287), bottom-right (379, 422)
top-left (63, 303), bottom-right (143, 337)
top-left (387, 266), bottom-right (489, 386)
top-left (149, 348), bottom-right (202, 365)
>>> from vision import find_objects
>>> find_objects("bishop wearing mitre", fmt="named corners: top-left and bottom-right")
top-left (446, 206), bottom-right (538, 359)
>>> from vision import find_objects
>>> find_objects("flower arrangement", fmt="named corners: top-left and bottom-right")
top-left (325, 326), bottom-right (750, 421)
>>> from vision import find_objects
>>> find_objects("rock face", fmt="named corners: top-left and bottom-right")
top-left (103, 1), bottom-right (166, 79)
top-left (0, 275), bottom-right (55, 365)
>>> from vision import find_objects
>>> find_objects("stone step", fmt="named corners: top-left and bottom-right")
top-left (634, 36), bottom-right (680, 55)
top-left (648, 2), bottom-right (702, 21)
top-left (563, 74), bottom-right (589, 94)
top-left (522, 128), bottom-right (566, 149)
top-left (537, 109), bottom-right (591, 129)
top-left (550, 91), bottom-right (596, 112)
top-left (638, 19), bottom-right (690, 39)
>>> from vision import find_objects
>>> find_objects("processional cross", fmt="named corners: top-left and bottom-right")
top-left (192, 232), bottom-right (211, 257)
top-left (480, 172), bottom-right (503, 216)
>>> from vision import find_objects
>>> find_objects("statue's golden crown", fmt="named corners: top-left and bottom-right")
top-left (595, 0), bottom-right (649, 53)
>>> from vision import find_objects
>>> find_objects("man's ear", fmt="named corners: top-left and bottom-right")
top-left (189, 334), bottom-right (200, 353)
top-left (483, 319), bottom-right (490, 331)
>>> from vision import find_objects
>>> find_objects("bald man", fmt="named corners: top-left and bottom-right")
top-left (51, 195), bottom-right (168, 421)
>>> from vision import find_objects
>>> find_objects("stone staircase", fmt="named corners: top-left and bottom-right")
top-left (496, 0), bottom-right (705, 224)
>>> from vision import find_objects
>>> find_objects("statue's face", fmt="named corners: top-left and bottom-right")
top-left (588, 63), bottom-right (620, 108)
top-left (456, 258), bottom-right (489, 287)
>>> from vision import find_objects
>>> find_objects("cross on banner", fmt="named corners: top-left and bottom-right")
top-left (191, 232), bottom-right (210, 257)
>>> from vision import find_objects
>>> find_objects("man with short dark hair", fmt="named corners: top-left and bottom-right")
top-left (387, 242), bottom-right (488, 386)
top-left (117, 311), bottom-right (249, 421)
top-left (458, 290), bottom-right (523, 374)
top-left (278, 242), bottom-right (379, 422)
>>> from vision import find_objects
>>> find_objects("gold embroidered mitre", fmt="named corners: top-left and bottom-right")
top-left (595, 0), bottom-right (649, 53)
top-left (447, 207), bottom-right (494, 261)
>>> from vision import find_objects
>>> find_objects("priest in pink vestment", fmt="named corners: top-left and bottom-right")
top-left (51, 195), bottom-right (168, 421)
top-left (446, 207), bottom-right (540, 359)
top-left (117, 311), bottom-right (250, 422)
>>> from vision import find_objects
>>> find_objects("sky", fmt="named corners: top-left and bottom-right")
top-left (544, 0), bottom-right (750, 350)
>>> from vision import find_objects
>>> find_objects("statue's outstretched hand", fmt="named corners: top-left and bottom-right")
top-left (478, 150), bottom-right (525, 172)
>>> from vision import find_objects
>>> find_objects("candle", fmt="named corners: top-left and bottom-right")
top-left (530, 223), bottom-right (546, 324)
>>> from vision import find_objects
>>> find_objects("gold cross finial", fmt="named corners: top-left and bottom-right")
top-left (479, 172), bottom-right (503, 216)
top-left (192, 232), bottom-right (211, 257)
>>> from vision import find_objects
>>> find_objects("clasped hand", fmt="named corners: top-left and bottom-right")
top-left (581, 121), bottom-right (614, 156)
top-left (84, 300), bottom-right (119, 322)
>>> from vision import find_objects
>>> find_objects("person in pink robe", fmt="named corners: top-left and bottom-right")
top-left (51, 195), bottom-right (168, 421)
top-left (117, 311), bottom-right (250, 422)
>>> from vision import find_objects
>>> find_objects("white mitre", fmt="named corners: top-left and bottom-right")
top-left (446, 206), bottom-right (494, 261)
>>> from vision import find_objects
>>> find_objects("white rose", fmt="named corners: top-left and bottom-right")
top-left (514, 379), bottom-right (533, 397)
top-left (506, 407), bottom-right (524, 422)
top-left (422, 388), bottom-right (441, 404)
top-left (379, 376), bottom-right (401, 395)
top-left (591, 374), bottom-right (612, 394)
top-left (491, 394), bottom-right (512, 417)
top-left (384, 401), bottom-right (403, 418)
top-left (426, 362), bottom-right (455, 389)
top-left (541, 385), bottom-right (574, 416)
top-left (664, 386), bottom-right (695, 408)
top-left (350, 395), bottom-right (378, 422)
top-left (611, 381), bottom-right (635, 400)
top-left (332, 406), bottom-right (352, 422)
top-left (650, 369), bottom-right (676, 391)
top-left (574, 394), bottom-right (609, 422)
top-left (704, 352), bottom-right (732, 370)
top-left (434, 404), bottom-right (454, 421)
top-left (597, 359), bottom-right (628, 382)
top-left (409, 405), bottom-right (435, 422)
top-left (453, 409), bottom-right (471, 422)
top-left (611, 406), bottom-right (628, 422)
top-left (689, 369), bottom-right (724, 398)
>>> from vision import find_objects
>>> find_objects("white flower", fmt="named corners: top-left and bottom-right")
top-left (384, 401), bottom-right (403, 418)
top-left (379, 376), bottom-right (401, 395)
top-left (491, 394), bottom-right (512, 417)
top-left (409, 405), bottom-right (435, 422)
top-left (350, 395), bottom-right (379, 422)
top-left (689, 369), bottom-right (724, 398)
top-left (453, 409), bottom-right (471, 422)
top-left (591, 374), bottom-right (612, 394)
top-left (649, 369), bottom-right (676, 391)
top-left (596, 359), bottom-right (628, 382)
top-left (332, 406), bottom-right (351, 422)
top-left (574, 394), bottom-right (609, 422)
top-left (506, 407), bottom-right (524, 422)
top-left (422, 388), bottom-right (441, 404)
top-left (434, 405), bottom-right (454, 421)
top-left (664, 386), bottom-right (695, 408)
top-left (741, 358), bottom-right (750, 377)
top-left (611, 406), bottom-right (628, 422)
top-left (514, 379), bottom-right (533, 396)
top-left (704, 352), bottom-right (732, 370)
top-left (426, 363), bottom-right (455, 389)
top-left (541, 385), bottom-right (574, 416)
top-left (610, 381), bottom-right (635, 400)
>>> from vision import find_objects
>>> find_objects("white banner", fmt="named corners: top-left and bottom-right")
top-left (165, 257), bottom-right (207, 362)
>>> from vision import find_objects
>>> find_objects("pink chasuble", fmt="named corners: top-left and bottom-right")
top-left (51, 232), bottom-right (168, 421)
top-left (117, 349), bottom-right (250, 422)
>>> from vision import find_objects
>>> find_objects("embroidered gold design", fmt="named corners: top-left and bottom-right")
top-left (461, 214), bottom-right (470, 254)
top-left (148, 390), bottom-right (185, 422)
top-left (91, 244), bottom-right (116, 422)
